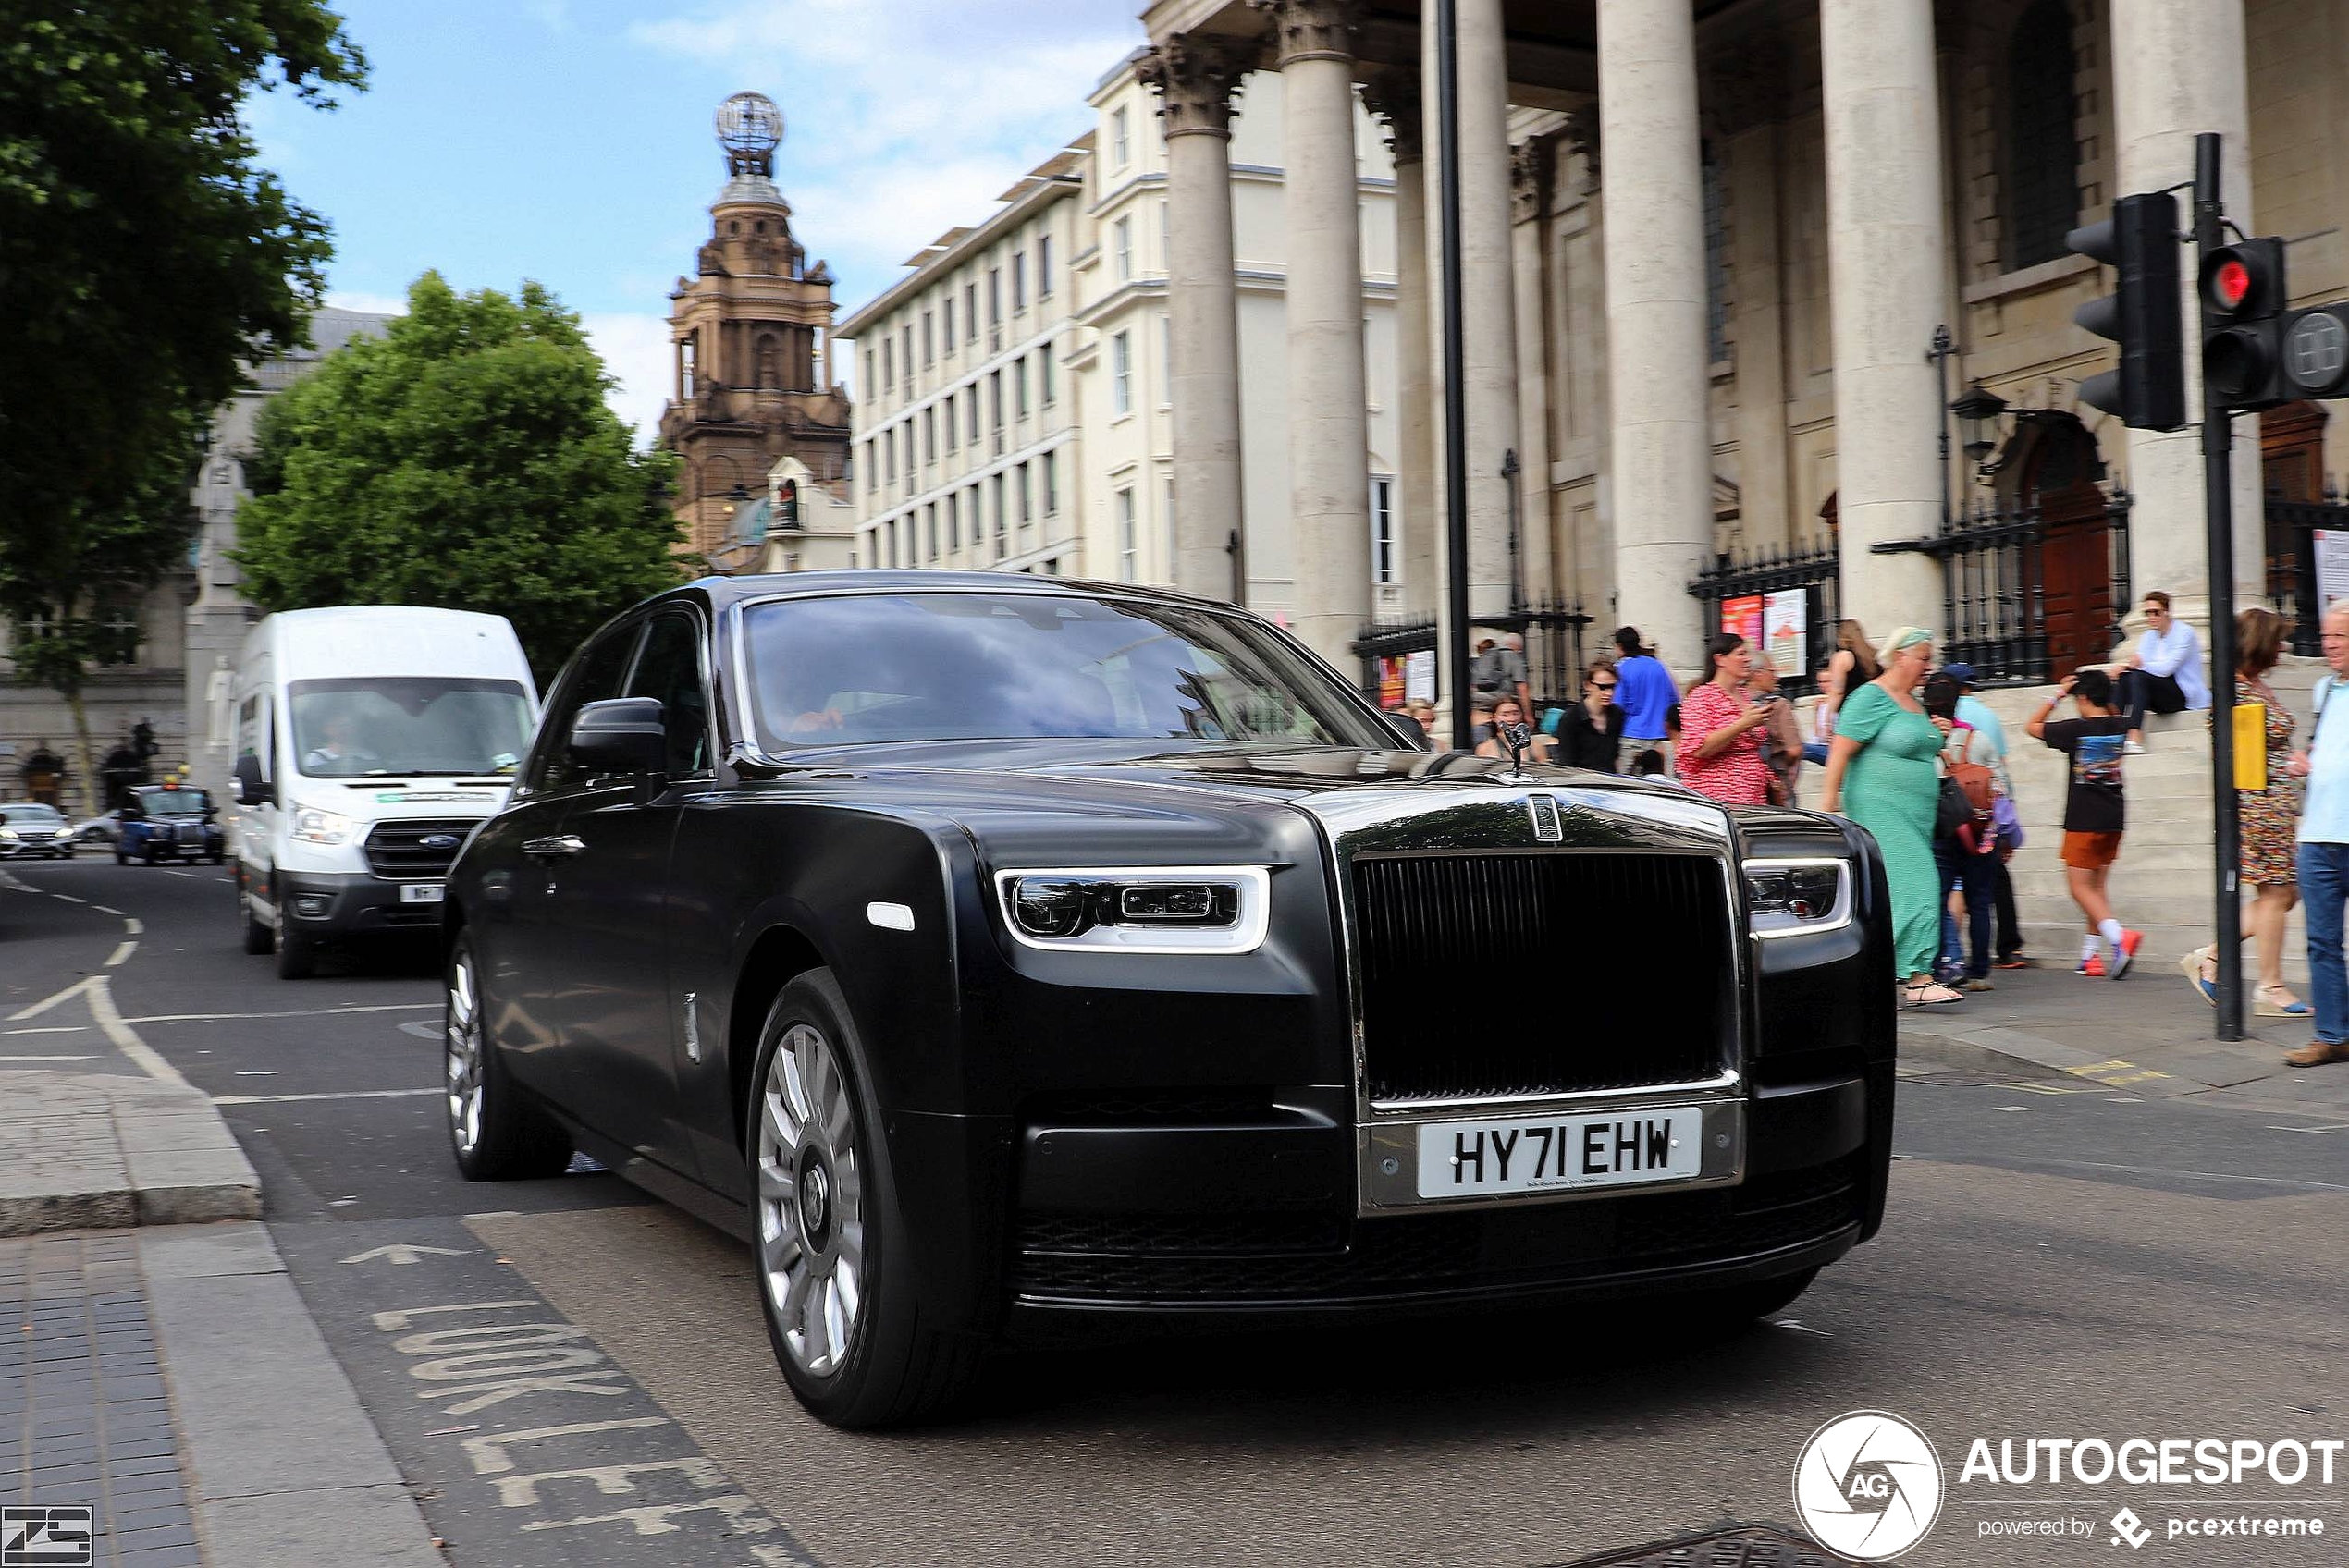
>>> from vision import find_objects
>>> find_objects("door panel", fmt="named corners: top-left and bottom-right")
top-left (2040, 521), bottom-right (2112, 678)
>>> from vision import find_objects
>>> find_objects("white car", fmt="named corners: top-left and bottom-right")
top-left (0, 802), bottom-right (79, 860)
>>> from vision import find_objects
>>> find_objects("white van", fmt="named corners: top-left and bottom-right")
top-left (229, 606), bottom-right (540, 977)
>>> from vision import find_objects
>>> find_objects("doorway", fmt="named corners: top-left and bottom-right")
top-left (1997, 411), bottom-right (2113, 676)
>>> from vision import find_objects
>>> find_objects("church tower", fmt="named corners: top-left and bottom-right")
top-left (660, 92), bottom-right (852, 559)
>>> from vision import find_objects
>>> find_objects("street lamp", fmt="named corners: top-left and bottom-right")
top-left (1950, 381), bottom-right (2011, 473)
top-left (1500, 447), bottom-right (1523, 609)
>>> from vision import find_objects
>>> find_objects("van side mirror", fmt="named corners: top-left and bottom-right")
top-left (571, 697), bottom-right (667, 775)
top-left (233, 753), bottom-right (272, 807)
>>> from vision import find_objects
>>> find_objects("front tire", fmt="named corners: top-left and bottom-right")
top-left (239, 876), bottom-right (273, 956)
top-left (444, 930), bottom-right (572, 1180)
top-left (276, 925), bottom-right (315, 979)
top-left (114, 849), bottom-right (128, 866)
top-left (748, 969), bottom-right (978, 1428)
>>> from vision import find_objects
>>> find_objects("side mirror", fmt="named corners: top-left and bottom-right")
top-left (571, 697), bottom-right (667, 774)
top-left (233, 753), bottom-right (272, 807)
top-left (1383, 712), bottom-right (1431, 751)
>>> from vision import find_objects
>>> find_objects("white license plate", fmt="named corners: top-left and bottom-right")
top-left (1415, 1107), bottom-right (1703, 1198)
top-left (399, 883), bottom-right (445, 904)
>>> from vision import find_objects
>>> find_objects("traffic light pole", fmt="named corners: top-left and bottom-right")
top-left (1433, 0), bottom-right (1473, 750)
top-left (2195, 131), bottom-right (2245, 1042)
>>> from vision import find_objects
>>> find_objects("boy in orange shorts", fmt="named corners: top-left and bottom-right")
top-left (2027, 669), bottom-right (2142, 978)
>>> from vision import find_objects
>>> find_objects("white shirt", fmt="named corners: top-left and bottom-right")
top-left (2135, 621), bottom-right (2209, 709)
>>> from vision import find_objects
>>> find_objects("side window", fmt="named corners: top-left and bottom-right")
top-left (236, 695), bottom-right (267, 783)
top-left (626, 612), bottom-right (712, 776)
top-left (526, 627), bottom-right (639, 794)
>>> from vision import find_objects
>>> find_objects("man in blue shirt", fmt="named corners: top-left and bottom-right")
top-left (2289, 601), bottom-right (2349, 1067)
top-left (2109, 589), bottom-right (2209, 753)
top-left (1609, 626), bottom-right (1679, 772)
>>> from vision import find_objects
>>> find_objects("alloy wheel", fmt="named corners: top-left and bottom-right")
top-left (756, 1022), bottom-right (865, 1378)
top-left (446, 949), bottom-right (484, 1155)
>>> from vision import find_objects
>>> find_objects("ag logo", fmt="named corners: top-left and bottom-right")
top-left (1791, 1410), bottom-right (1944, 1561)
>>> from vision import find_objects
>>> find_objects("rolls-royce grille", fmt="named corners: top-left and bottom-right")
top-left (363, 819), bottom-right (472, 880)
top-left (1352, 852), bottom-right (1734, 1102)
top-left (1010, 1155), bottom-right (1863, 1303)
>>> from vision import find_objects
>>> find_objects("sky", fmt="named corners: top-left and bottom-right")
top-left (248, 0), bottom-right (1149, 442)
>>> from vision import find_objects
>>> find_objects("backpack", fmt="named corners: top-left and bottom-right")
top-left (1936, 725), bottom-right (1997, 844)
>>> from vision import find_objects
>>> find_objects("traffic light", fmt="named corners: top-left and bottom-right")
top-left (2069, 192), bottom-right (2185, 430)
top-left (2278, 304), bottom-right (2349, 401)
top-left (2200, 238), bottom-right (2290, 411)
top-left (777, 478), bottom-right (799, 530)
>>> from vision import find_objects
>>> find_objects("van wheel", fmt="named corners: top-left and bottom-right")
top-left (240, 882), bottom-right (273, 956)
top-left (114, 850), bottom-right (127, 866)
top-left (748, 969), bottom-right (981, 1427)
top-left (445, 931), bottom-right (572, 1180)
top-left (276, 925), bottom-right (315, 979)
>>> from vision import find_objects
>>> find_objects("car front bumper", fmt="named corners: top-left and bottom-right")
top-left (276, 869), bottom-right (445, 941)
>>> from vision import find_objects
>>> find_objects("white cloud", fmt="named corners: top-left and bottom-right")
top-left (583, 312), bottom-right (676, 447)
top-left (630, 0), bottom-right (1140, 303)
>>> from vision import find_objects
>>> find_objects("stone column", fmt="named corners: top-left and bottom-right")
top-left (1510, 138), bottom-right (1556, 603)
top-left (1421, 0), bottom-right (1521, 626)
top-left (2113, 0), bottom-right (2261, 630)
top-left (1598, 0), bottom-right (1713, 683)
top-left (1818, 0), bottom-right (1948, 639)
top-left (1139, 35), bottom-right (1253, 604)
top-left (1365, 69), bottom-right (1438, 618)
top-left (1254, 0), bottom-right (1372, 665)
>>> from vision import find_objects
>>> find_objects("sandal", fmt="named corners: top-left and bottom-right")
top-left (1901, 980), bottom-right (1965, 1008)
top-left (2178, 949), bottom-right (2216, 1006)
top-left (2257, 985), bottom-right (2311, 1018)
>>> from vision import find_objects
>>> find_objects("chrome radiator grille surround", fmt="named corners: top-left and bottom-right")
top-left (363, 819), bottom-right (473, 880)
top-left (1350, 849), bottom-right (1739, 1104)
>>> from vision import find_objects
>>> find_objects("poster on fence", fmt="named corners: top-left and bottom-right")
top-left (1762, 589), bottom-right (1808, 680)
top-left (2318, 530), bottom-right (2349, 616)
top-left (1405, 649), bottom-right (1436, 704)
top-left (1377, 658), bottom-right (1407, 709)
top-left (1720, 594), bottom-right (1764, 649)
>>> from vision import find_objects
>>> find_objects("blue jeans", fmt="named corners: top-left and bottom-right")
top-left (1935, 838), bottom-right (1995, 980)
top-left (2298, 841), bottom-right (2349, 1044)
top-left (1802, 740), bottom-right (1830, 766)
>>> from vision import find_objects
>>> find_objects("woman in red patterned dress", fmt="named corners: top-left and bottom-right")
top-left (1679, 632), bottom-right (1777, 807)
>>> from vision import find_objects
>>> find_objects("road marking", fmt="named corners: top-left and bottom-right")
top-left (124, 917), bottom-right (142, 936)
top-left (105, 940), bottom-right (137, 966)
top-left (212, 1086), bottom-right (440, 1105)
top-left (2064, 1058), bottom-right (2171, 1087)
top-left (3, 1025), bottom-right (87, 1035)
top-left (91, 905), bottom-right (124, 916)
top-left (0, 1054), bottom-right (97, 1061)
top-left (1913, 1149), bottom-right (2349, 1193)
top-left (342, 1244), bottom-right (472, 1267)
top-left (127, 1002), bottom-right (437, 1023)
top-left (6, 978), bottom-right (92, 1023)
top-left (82, 974), bottom-right (190, 1089)
top-left (2265, 1121), bottom-right (2349, 1134)
top-left (1995, 1105), bottom-right (2035, 1112)
top-left (51, 894), bottom-right (86, 904)
top-left (161, 868), bottom-right (204, 879)
top-left (461, 1418), bottom-right (673, 1476)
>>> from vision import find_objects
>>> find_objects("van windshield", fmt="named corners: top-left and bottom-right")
top-left (288, 678), bottom-right (535, 778)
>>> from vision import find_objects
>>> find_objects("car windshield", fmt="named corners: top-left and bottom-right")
top-left (289, 678), bottom-right (535, 778)
top-left (2, 805), bottom-right (63, 824)
top-left (743, 591), bottom-right (1392, 752)
top-left (138, 791), bottom-right (207, 817)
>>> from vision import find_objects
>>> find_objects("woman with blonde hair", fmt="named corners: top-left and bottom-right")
top-left (2185, 606), bottom-right (2306, 1014)
top-left (1821, 626), bottom-right (1958, 1005)
top-left (1805, 619), bottom-right (1879, 765)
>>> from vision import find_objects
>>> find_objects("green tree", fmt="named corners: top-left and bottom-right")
top-left (236, 273), bottom-right (684, 678)
top-left (0, 1), bottom-right (366, 572)
top-left (0, 423), bottom-right (203, 814)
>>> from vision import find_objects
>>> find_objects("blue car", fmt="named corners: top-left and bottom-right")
top-left (117, 784), bottom-right (225, 865)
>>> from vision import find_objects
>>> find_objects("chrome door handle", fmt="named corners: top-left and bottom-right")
top-left (520, 835), bottom-right (586, 859)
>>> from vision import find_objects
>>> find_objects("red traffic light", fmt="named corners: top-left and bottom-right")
top-left (2209, 258), bottom-right (2250, 311)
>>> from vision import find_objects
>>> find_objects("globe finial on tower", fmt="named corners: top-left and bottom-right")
top-left (716, 92), bottom-right (784, 178)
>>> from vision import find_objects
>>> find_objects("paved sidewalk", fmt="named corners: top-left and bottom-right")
top-left (0, 1074), bottom-right (260, 1239)
top-left (1898, 959), bottom-right (2349, 1119)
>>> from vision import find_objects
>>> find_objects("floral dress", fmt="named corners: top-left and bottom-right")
top-left (2235, 675), bottom-right (2300, 886)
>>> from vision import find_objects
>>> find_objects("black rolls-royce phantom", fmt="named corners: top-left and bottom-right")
top-left (442, 572), bottom-right (1894, 1427)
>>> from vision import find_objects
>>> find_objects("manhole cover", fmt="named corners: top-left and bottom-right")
top-left (1557, 1524), bottom-right (1853, 1567)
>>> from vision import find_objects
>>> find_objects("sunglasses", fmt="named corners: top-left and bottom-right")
top-left (1593, 681), bottom-right (1617, 692)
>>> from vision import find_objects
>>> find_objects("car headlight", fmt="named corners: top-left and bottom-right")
top-left (995, 866), bottom-right (1271, 954)
top-left (1742, 857), bottom-right (1853, 938)
top-left (290, 805), bottom-right (355, 845)
top-left (0, 828), bottom-right (16, 840)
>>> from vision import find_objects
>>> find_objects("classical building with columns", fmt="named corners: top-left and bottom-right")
top-left (1137, 0), bottom-right (2349, 692)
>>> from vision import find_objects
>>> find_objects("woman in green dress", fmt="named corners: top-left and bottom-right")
top-left (1819, 627), bottom-right (1961, 1006)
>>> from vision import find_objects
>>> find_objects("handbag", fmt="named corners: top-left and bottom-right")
top-left (1935, 775), bottom-right (1973, 839)
top-left (1992, 793), bottom-right (2025, 851)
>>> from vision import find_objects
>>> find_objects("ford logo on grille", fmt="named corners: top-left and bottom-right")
top-left (419, 834), bottom-right (462, 851)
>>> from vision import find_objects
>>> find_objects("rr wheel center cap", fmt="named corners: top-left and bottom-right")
top-left (798, 1159), bottom-right (831, 1243)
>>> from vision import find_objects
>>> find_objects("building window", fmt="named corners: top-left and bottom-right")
top-left (964, 281), bottom-right (978, 342)
top-left (1113, 331), bottom-right (1133, 416)
top-left (1371, 474), bottom-right (1397, 584)
top-left (923, 408), bottom-right (936, 465)
top-left (865, 439), bottom-right (877, 493)
top-left (946, 492), bottom-right (959, 551)
top-left (926, 502), bottom-right (939, 561)
top-left (682, 337), bottom-right (698, 398)
top-left (992, 473), bottom-right (1007, 558)
top-left (988, 267), bottom-right (1002, 336)
top-left (1041, 450), bottom-right (1058, 515)
top-left (1159, 198), bottom-right (1169, 272)
top-left (881, 339), bottom-right (894, 395)
top-left (1117, 488), bottom-right (1138, 582)
top-left (1702, 144), bottom-right (1728, 364)
top-left (922, 311), bottom-right (934, 367)
top-left (884, 427), bottom-right (897, 482)
top-left (944, 398), bottom-right (958, 454)
top-left (1039, 345), bottom-right (1056, 406)
top-left (901, 325), bottom-right (914, 386)
top-left (1115, 216), bottom-right (1133, 283)
top-left (966, 386), bottom-right (979, 443)
top-left (1038, 235), bottom-right (1054, 299)
top-left (942, 296), bottom-right (955, 349)
top-left (1159, 313), bottom-right (1172, 405)
top-left (1113, 105), bottom-right (1130, 167)
top-left (1016, 462), bottom-right (1031, 525)
top-left (1012, 252), bottom-right (1027, 314)
top-left (2005, 0), bottom-right (2079, 271)
top-left (1015, 356), bottom-right (1029, 420)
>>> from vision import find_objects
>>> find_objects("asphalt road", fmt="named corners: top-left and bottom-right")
top-left (5, 852), bottom-right (2346, 1568)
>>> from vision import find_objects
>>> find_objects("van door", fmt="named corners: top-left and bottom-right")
top-left (233, 691), bottom-right (279, 924)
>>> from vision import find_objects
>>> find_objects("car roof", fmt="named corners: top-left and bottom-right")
top-left (675, 570), bottom-right (1248, 619)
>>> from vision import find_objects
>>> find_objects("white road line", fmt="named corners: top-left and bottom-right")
top-left (7, 977), bottom-right (92, 1023)
top-left (161, 869), bottom-right (204, 879)
top-left (125, 1002), bottom-right (439, 1023)
top-left (1914, 1149), bottom-right (2349, 1194)
top-left (124, 917), bottom-right (143, 936)
top-left (105, 940), bottom-right (138, 966)
top-left (92, 905), bottom-right (124, 916)
top-left (83, 975), bottom-right (190, 1090)
top-left (0, 1054), bottom-right (98, 1061)
top-left (2266, 1122), bottom-right (2349, 1134)
top-left (211, 1087), bottom-right (440, 1106)
top-left (3, 1025), bottom-right (87, 1035)
top-left (51, 894), bottom-right (86, 904)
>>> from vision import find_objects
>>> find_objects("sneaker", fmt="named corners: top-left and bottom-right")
top-left (2123, 741), bottom-right (2146, 755)
top-left (2106, 929), bottom-right (2142, 980)
top-left (1995, 952), bottom-right (2031, 970)
top-left (2077, 953), bottom-right (2106, 977)
top-left (1964, 977), bottom-right (1997, 992)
